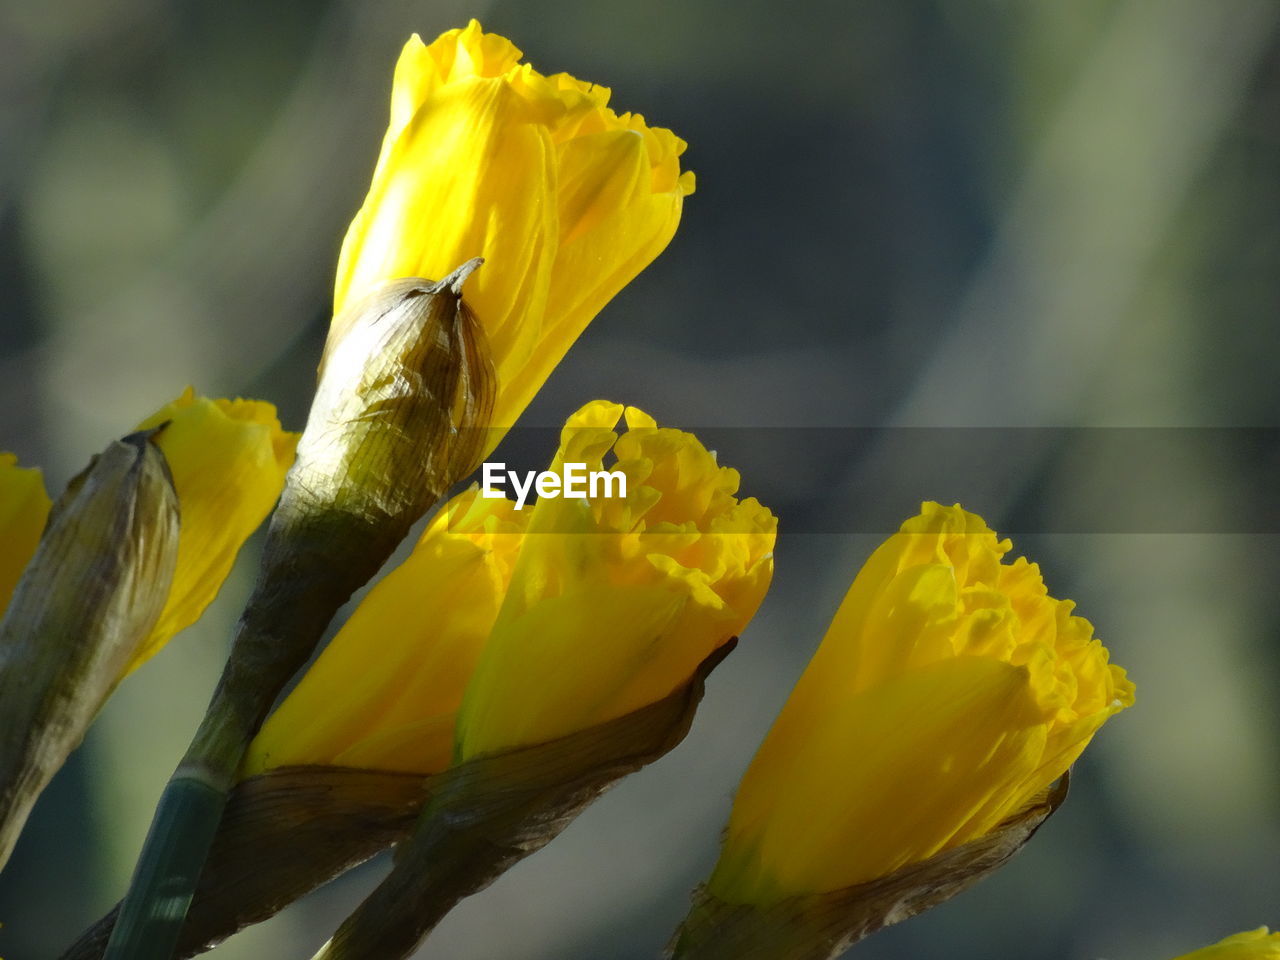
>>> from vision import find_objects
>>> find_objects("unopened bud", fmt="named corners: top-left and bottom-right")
top-left (298, 257), bottom-right (493, 542)
top-left (183, 260), bottom-right (496, 784)
top-left (0, 429), bottom-right (179, 869)
top-left (101, 264), bottom-right (497, 960)
top-left (259, 259), bottom-right (495, 634)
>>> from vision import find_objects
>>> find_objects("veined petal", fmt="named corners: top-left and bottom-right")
top-left (330, 21), bottom-right (693, 447)
top-left (715, 656), bottom-right (1048, 900)
top-left (332, 71), bottom-right (559, 375)
top-left (708, 502), bottom-right (1133, 904)
top-left (131, 388), bottom-right (297, 672)
top-left (243, 488), bottom-right (527, 777)
top-left (455, 401), bottom-right (776, 760)
top-left (0, 453), bottom-right (51, 615)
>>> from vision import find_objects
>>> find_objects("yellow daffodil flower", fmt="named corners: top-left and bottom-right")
top-left (1172, 929), bottom-right (1280, 959)
top-left (708, 502), bottom-right (1134, 904)
top-left (129, 387), bottom-right (297, 671)
top-left (0, 453), bottom-right (51, 615)
top-left (2, 391), bottom-right (295, 677)
top-left (248, 402), bottom-right (775, 774)
top-left (456, 400), bottom-right (776, 759)
top-left (243, 488), bottom-right (528, 777)
top-left (328, 22), bottom-right (695, 441)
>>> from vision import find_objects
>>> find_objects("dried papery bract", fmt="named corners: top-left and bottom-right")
top-left (105, 260), bottom-right (494, 960)
top-left (667, 777), bottom-right (1068, 960)
top-left (0, 430), bottom-right (179, 870)
top-left (309, 643), bottom-right (735, 960)
top-left (215, 260), bottom-right (493, 762)
top-left (62, 767), bottom-right (434, 960)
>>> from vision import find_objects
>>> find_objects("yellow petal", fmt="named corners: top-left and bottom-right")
top-left (243, 488), bottom-right (527, 776)
top-left (1172, 929), bottom-right (1280, 960)
top-left (0, 453), bottom-right (51, 615)
top-left (333, 64), bottom-right (559, 379)
top-left (131, 388), bottom-right (297, 672)
top-left (714, 656), bottom-right (1048, 901)
top-left (455, 401), bottom-right (776, 760)
top-left (330, 22), bottom-right (693, 446)
top-left (710, 502), bottom-right (1133, 903)
top-left (455, 581), bottom-right (697, 757)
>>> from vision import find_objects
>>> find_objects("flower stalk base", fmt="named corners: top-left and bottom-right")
top-left (669, 774), bottom-right (1069, 960)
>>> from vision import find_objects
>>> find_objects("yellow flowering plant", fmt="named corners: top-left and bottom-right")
top-left (102, 22), bottom-right (700, 955)
top-left (67, 403), bottom-right (775, 959)
top-left (1172, 929), bottom-right (1280, 960)
top-left (1, 18), bottom-right (1218, 960)
top-left (1, 387), bottom-right (295, 677)
top-left (670, 503), bottom-right (1133, 958)
top-left (288, 402), bottom-right (775, 960)
top-left (328, 20), bottom-right (695, 441)
top-left (0, 390), bottom-right (294, 872)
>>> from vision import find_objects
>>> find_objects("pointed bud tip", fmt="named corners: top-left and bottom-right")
top-left (441, 257), bottom-right (484, 295)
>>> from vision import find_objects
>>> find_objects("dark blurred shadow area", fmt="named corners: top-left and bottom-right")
top-left (1, 0), bottom-right (1278, 957)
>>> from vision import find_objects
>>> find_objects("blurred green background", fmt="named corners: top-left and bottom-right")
top-left (1, 0), bottom-right (1278, 957)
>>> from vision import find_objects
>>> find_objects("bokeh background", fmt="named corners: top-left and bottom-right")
top-left (2, 0), bottom-right (1278, 957)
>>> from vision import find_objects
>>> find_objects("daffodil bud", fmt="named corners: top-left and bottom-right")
top-left (669, 504), bottom-right (1134, 959)
top-left (2, 392), bottom-right (295, 678)
top-left (193, 259), bottom-right (495, 772)
top-left (0, 430), bottom-right (179, 868)
top-left (331, 20), bottom-right (694, 449)
top-left (303, 402), bottom-right (775, 960)
top-left (456, 401), bottom-right (777, 758)
top-left (285, 259), bottom-right (494, 587)
top-left (1170, 928), bottom-right (1280, 960)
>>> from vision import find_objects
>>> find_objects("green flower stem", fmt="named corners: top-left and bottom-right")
top-left (102, 778), bottom-right (226, 960)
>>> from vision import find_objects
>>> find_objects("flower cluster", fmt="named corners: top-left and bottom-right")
top-left (8, 19), bottom-right (1256, 960)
